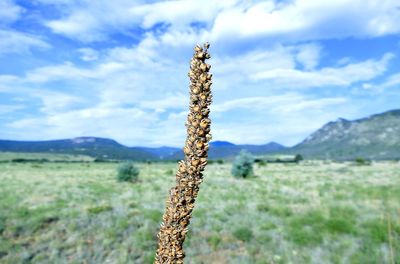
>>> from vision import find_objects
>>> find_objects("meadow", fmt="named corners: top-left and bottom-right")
top-left (0, 160), bottom-right (399, 263)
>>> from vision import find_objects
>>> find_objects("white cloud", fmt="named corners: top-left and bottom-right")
top-left (251, 53), bottom-right (394, 88)
top-left (210, 0), bottom-right (400, 42)
top-left (0, 29), bottom-right (50, 56)
top-left (131, 0), bottom-right (238, 29)
top-left (0, 104), bottom-right (24, 115)
top-left (6, 105), bottom-right (188, 146)
top-left (0, 0), bottom-right (23, 24)
top-left (44, 0), bottom-right (144, 42)
top-left (212, 94), bottom-right (347, 114)
top-left (382, 72), bottom-right (400, 88)
top-left (77, 47), bottom-right (99, 61)
top-left (24, 61), bottom-right (125, 83)
top-left (210, 94), bottom-right (354, 145)
top-left (41, 0), bottom-right (400, 44)
top-left (295, 43), bottom-right (322, 70)
top-left (139, 93), bottom-right (188, 112)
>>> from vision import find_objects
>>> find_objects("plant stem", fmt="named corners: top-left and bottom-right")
top-left (155, 43), bottom-right (213, 264)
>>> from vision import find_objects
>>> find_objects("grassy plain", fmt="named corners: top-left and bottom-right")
top-left (0, 161), bottom-right (399, 263)
top-left (0, 152), bottom-right (94, 162)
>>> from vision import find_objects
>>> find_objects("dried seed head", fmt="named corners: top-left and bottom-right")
top-left (156, 43), bottom-right (212, 264)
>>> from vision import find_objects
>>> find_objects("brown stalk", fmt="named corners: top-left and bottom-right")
top-left (154, 43), bottom-right (213, 263)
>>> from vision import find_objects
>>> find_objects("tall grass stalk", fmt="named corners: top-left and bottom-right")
top-left (155, 43), bottom-right (213, 263)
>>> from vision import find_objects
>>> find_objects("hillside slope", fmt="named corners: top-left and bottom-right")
top-left (0, 137), bottom-right (156, 161)
top-left (290, 109), bottom-right (400, 160)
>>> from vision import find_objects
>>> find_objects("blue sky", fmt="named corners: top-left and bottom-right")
top-left (0, 0), bottom-right (400, 147)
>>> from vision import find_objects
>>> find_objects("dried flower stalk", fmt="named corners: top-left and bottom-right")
top-left (154, 43), bottom-right (213, 264)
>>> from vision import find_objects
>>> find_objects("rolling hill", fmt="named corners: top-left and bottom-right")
top-left (289, 109), bottom-right (400, 160)
top-left (0, 137), bottom-right (286, 161)
top-left (1, 109), bottom-right (399, 161)
top-left (168, 141), bottom-right (286, 160)
top-left (0, 137), bottom-right (156, 161)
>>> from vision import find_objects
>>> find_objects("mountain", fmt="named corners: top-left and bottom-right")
top-left (169, 141), bottom-right (286, 160)
top-left (0, 137), bottom-right (286, 161)
top-left (290, 109), bottom-right (400, 160)
top-left (3, 109), bottom-right (398, 161)
top-left (209, 141), bottom-right (236, 147)
top-left (136, 146), bottom-right (180, 160)
top-left (0, 137), bottom-right (156, 161)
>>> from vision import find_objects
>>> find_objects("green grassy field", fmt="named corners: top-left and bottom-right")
top-left (0, 152), bottom-right (94, 162)
top-left (0, 161), bottom-right (399, 263)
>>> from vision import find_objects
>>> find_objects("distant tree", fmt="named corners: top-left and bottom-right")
top-left (354, 157), bottom-right (370, 166)
top-left (231, 150), bottom-right (254, 178)
top-left (294, 154), bottom-right (304, 163)
top-left (257, 160), bottom-right (267, 166)
top-left (117, 162), bottom-right (140, 182)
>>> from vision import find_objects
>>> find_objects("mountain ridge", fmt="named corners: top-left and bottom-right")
top-left (0, 137), bottom-right (286, 160)
top-left (1, 109), bottom-right (399, 160)
top-left (289, 109), bottom-right (400, 160)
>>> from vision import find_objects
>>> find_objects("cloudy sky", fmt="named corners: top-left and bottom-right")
top-left (0, 0), bottom-right (400, 147)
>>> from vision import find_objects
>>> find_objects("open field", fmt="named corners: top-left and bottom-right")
top-left (0, 152), bottom-right (94, 162)
top-left (0, 161), bottom-right (399, 263)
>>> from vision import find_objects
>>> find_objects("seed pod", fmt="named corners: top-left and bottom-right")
top-left (196, 141), bottom-right (203, 149)
top-left (200, 120), bottom-right (208, 128)
top-left (191, 159), bottom-right (200, 166)
top-left (194, 45), bottom-right (202, 52)
top-left (196, 52), bottom-right (205, 59)
top-left (200, 63), bottom-right (207, 71)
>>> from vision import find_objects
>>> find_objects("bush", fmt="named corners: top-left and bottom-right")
top-left (257, 160), bottom-right (267, 166)
top-left (117, 162), bottom-right (140, 182)
top-left (354, 157), bottom-right (370, 165)
top-left (294, 154), bottom-right (304, 163)
top-left (233, 227), bottom-right (253, 242)
top-left (231, 150), bottom-right (254, 178)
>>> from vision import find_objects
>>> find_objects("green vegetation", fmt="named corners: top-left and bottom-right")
top-left (0, 161), bottom-right (399, 263)
top-left (354, 157), bottom-right (371, 165)
top-left (117, 162), bottom-right (140, 182)
top-left (231, 150), bottom-right (254, 178)
top-left (233, 227), bottom-right (253, 242)
top-left (294, 154), bottom-right (304, 162)
top-left (0, 152), bottom-right (94, 162)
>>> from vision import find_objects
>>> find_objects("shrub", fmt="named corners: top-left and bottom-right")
top-left (117, 162), bottom-right (140, 182)
top-left (231, 150), bottom-right (254, 178)
top-left (233, 227), bottom-right (253, 242)
top-left (258, 160), bottom-right (267, 166)
top-left (354, 157), bottom-right (370, 166)
top-left (294, 154), bottom-right (304, 163)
